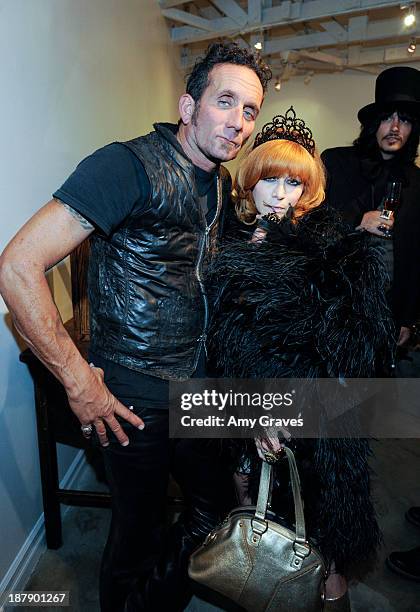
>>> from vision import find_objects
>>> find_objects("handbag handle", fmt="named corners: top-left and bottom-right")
top-left (254, 447), bottom-right (306, 545)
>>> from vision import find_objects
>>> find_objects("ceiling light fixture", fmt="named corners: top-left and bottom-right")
top-left (408, 37), bottom-right (417, 52)
top-left (402, 3), bottom-right (416, 27)
top-left (304, 71), bottom-right (315, 85)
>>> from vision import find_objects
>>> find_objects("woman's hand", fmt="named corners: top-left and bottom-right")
top-left (251, 215), bottom-right (267, 243)
top-left (251, 210), bottom-right (287, 243)
top-left (255, 425), bottom-right (291, 462)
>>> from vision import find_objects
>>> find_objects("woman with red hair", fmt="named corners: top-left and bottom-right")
top-left (235, 136), bottom-right (325, 225)
top-left (208, 108), bottom-right (394, 611)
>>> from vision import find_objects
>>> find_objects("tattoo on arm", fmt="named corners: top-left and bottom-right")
top-left (55, 198), bottom-right (94, 231)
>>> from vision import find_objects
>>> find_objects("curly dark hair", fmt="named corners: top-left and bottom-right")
top-left (354, 108), bottom-right (420, 164)
top-left (186, 42), bottom-right (272, 102)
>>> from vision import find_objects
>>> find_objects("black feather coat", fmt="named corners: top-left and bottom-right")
top-left (207, 205), bottom-right (395, 576)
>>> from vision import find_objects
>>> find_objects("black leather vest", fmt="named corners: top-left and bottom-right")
top-left (88, 123), bottom-right (231, 380)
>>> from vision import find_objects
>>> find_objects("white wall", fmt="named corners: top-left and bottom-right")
top-left (0, 0), bottom-right (182, 586)
top-left (259, 70), bottom-right (375, 153)
top-left (227, 65), bottom-right (420, 176)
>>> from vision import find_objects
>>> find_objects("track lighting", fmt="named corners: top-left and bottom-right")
top-left (408, 37), bottom-right (417, 52)
top-left (304, 71), bottom-right (315, 86)
top-left (402, 3), bottom-right (416, 27)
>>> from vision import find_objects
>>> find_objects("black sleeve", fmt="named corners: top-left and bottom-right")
top-left (321, 149), bottom-right (337, 213)
top-left (321, 148), bottom-right (365, 227)
top-left (392, 181), bottom-right (420, 327)
top-left (53, 143), bottom-right (151, 236)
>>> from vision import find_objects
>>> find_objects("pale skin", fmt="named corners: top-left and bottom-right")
top-left (0, 63), bottom-right (263, 446)
top-left (0, 200), bottom-right (145, 446)
top-left (356, 111), bottom-right (413, 346)
top-left (177, 63), bottom-right (263, 171)
top-left (251, 175), bottom-right (304, 243)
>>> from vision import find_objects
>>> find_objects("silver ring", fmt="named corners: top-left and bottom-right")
top-left (377, 223), bottom-right (393, 238)
top-left (81, 424), bottom-right (93, 437)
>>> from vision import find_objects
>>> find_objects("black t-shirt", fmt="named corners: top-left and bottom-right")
top-left (54, 140), bottom-right (217, 409)
top-left (54, 142), bottom-right (217, 234)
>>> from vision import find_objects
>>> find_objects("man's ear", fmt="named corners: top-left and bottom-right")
top-left (179, 94), bottom-right (195, 125)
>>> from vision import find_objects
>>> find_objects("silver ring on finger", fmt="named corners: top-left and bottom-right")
top-left (81, 423), bottom-right (94, 437)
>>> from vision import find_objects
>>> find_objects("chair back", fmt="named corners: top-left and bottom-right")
top-left (70, 240), bottom-right (90, 342)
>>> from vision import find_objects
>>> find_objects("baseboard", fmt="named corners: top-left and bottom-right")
top-left (0, 450), bottom-right (87, 610)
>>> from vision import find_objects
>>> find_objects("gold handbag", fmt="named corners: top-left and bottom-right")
top-left (188, 447), bottom-right (326, 612)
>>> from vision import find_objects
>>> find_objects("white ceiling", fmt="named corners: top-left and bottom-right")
top-left (159, 0), bottom-right (420, 82)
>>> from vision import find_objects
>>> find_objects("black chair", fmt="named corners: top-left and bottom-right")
top-left (20, 328), bottom-right (111, 549)
top-left (20, 241), bottom-right (111, 548)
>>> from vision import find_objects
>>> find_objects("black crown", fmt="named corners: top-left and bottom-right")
top-left (253, 106), bottom-right (315, 156)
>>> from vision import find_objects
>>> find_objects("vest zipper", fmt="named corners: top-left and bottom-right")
top-left (193, 176), bottom-right (223, 371)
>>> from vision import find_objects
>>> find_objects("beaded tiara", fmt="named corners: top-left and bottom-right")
top-left (253, 106), bottom-right (315, 156)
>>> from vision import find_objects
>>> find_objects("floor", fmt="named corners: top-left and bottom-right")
top-left (11, 439), bottom-right (420, 612)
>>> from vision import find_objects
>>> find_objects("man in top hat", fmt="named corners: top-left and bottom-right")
top-left (322, 66), bottom-right (420, 583)
top-left (322, 66), bottom-right (420, 348)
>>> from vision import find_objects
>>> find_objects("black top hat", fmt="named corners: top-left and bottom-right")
top-left (358, 66), bottom-right (420, 124)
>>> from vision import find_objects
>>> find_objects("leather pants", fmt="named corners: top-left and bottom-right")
top-left (99, 406), bottom-right (235, 612)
